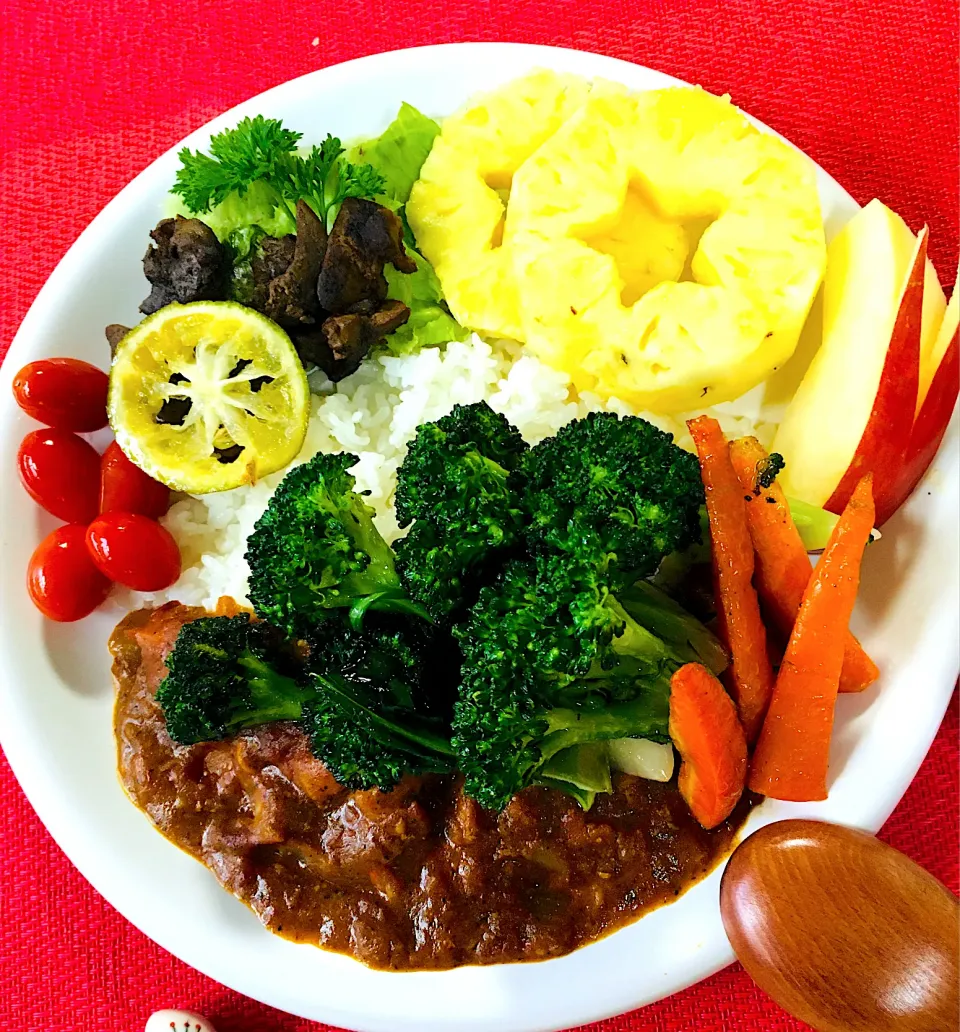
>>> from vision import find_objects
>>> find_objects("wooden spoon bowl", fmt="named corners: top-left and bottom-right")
top-left (720, 819), bottom-right (959, 1032)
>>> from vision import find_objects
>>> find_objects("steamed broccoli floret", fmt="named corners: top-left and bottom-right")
top-left (394, 402), bottom-right (529, 619)
top-left (245, 451), bottom-right (430, 638)
top-left (394, 401), bottom-right (527, 527)
top-left (157, 615), bottom-right (311, 744)
top-left (451, 536), bottom-right (724, 811)
top-left (304, 614), bottom-right (457, 789)
top-left (522, 412), bottom-right (704, 580)
top-left (395, 515), bottom-right (522, 622)
top-left (157, 612), bottom-right (457, 791)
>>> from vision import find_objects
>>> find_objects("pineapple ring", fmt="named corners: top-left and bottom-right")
top-left (509, 87), bottom-right (827, 412)
top-left (407, 70), bottom-right (590, 340)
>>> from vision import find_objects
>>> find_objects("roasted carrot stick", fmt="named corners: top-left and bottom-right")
top-left (728, 437), bottom-right (878, 694)
top-left (749, 475), bottom-right (875, 802)
top-left (669, 662), bottom-right (748, 829)
top-left (687, 416), bottom-right (774, 743)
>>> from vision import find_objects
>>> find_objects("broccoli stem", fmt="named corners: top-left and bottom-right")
top-left (539, 690), bottom-right (671, 764)
top-left (607, 598), bottom-right (676, 665)
top-left (348, 590), bottom-right (433, 630)
top-left (230, 654), bottom-right (313, 730)
top-left (618, 581), bottom-right (728, 675)
top-left (577, 598), bottom-right (676, 683)
top-left (337, 502), bottom-right (432, 625)
top-left (332, 497), bottom-right (399, 593)
top-left (539, 742), bottom-right (613, 798)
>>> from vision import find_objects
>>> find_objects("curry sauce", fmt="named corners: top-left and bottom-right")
top-left (113, 602), bottom-right (751, 970)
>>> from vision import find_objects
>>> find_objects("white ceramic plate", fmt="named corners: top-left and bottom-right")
top-left (0, 42), bottom-right (957, 1032)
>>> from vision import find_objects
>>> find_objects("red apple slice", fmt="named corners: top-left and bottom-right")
top-left (918, 261), bottom-right (949, 411)
top-left (774, 201), bottom-right (929, 511)
top-left (824, 227), bottom-right (928, 525)
top-left (883, 281), bottom-right (959, 516)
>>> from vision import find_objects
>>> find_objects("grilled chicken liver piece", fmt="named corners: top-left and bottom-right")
top-left (317, 300), bottom-right (411, 381)
top-left (316, 198), bottom-right (416, 315)
top-left (291, 300), bottom-right (410, 382)
top-left (250, 200), bottom-right (327, 330)
top-left (105, 323), bottom-right (131, 358)
top-left (140, 216), bottom-right (227, 315)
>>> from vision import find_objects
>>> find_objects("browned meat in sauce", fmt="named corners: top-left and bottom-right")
top-left (140, 216), bottom-right (227, 315)
top-left (113, 602), bottom-right (751, 971)
top-left (317, 197), bottom-right (416, 314)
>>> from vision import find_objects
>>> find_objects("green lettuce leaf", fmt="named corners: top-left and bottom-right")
top-left (171, 180), bottom-right (297, 241)
top-left (347, 102), bottom-right (440, 204)
top-left (355, 104), bottom-right (465, 353)
top-left (382, 250), bottom-right (469, 354)
top-left (224, 224), bottom-right (268, 303)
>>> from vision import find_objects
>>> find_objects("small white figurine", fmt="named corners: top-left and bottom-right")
top-left (144, 1010), bottom-right (217, 1032)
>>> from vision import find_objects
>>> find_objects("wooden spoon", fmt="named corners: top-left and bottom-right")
top-left (720, 819), bottom-right (959, 1032)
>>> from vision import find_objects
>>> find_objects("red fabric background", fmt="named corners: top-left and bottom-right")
top-left (1, 3), bottom-right (957, 1030)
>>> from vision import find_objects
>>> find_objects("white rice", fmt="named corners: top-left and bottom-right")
top-left (109, 335), bottom-right (775, 612)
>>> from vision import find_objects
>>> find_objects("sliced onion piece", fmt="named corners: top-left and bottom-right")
top-left (607, 737), bottom-right (675, 782)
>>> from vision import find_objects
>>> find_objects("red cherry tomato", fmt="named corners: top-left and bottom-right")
top-left (28, 524), bottom-right (112, 622)
top-left (99, 441), bottom-right (170, 518)
top-left (12, 358), bottom-right (109, 432)
top-left (17, 428), bottom-right (101, 523)
top-left (86, 513), bottom-right (181, 591)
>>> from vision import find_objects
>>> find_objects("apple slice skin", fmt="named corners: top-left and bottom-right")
top-left (883, 322), bottom-right (959, 518)
top-left (825, 228), bottom-right (928, 526)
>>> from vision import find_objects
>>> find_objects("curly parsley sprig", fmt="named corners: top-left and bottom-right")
top-left (172, 115), bottom-right (386, 229)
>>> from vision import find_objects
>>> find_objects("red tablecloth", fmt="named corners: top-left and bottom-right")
top-left (1, 3), bottom-right (957, 1030)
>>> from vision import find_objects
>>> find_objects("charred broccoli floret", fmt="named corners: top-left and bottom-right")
top-left (156, 612), bottom-right (457, 791)
top-left (302, 671), bottom-right (456, 790)
top-left (303, 615), bottom-right (457, 789)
